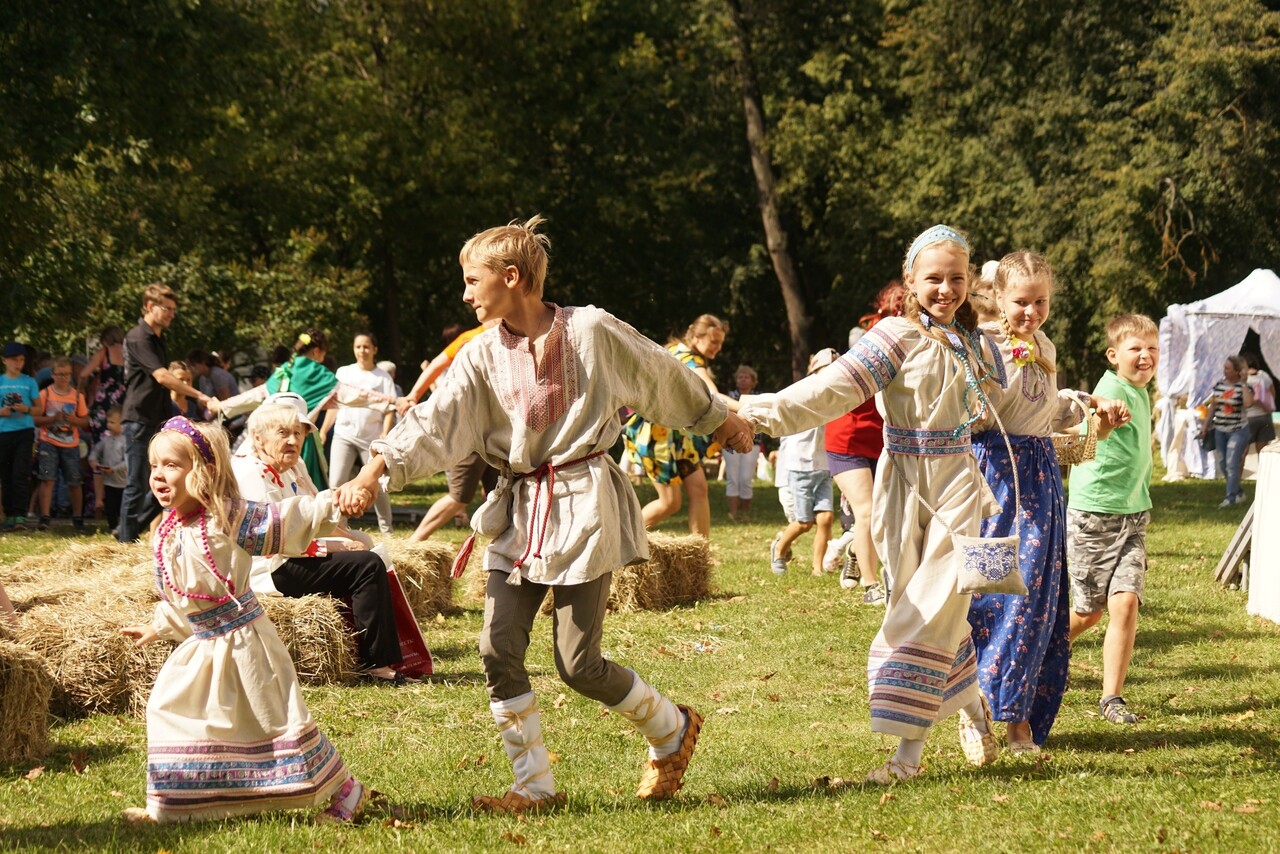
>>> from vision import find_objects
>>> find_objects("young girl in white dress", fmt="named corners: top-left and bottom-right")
top-left (120, 416), bottom-right (368, 824)
top-left (739, 224), bottom-right (1004, 783)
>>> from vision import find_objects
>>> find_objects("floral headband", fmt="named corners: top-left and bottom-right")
top-left (905, 224), bottom-right (969, 272)
top-left (161, 416), bottom-right (215, 465)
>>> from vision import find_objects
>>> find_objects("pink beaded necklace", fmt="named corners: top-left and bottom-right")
top-left (155, 506), bottom-right (237, 604)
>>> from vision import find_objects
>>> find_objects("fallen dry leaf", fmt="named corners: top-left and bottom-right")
top-left (1226, 710), bottom-right (1256, 722)
top-left (767, 777), bottom-right (779, 793)
top-left (547, 752), bottom-right (561, 765)
top-left (870, 829), bottom-right (888, 841)
top-left (879, 792), bottom-right (896, 806)
top-left (767, 693), bottom-right (780, 702)
top-left (707, 793), bottom-right (728, 808)
top-left (1201, 800), bottom-right (1222, 811)
top-left (500, 831), bottom-right (527, 845)
top-left (553, 693), bottom-right (568, 710)
top-left (1122, 748), bottom-right (1136, 755)
top-left (716, 707), bottom-right (740, 715)
top-left (726, 595), bottom-right (747, 603)
top-left (758, 671), bottom-right (777, 682)
top-left (109, 790), bottom-right (125, 798)
top-left (70, 752), bottom-right (88, 775)
top-left (709, 826), bottom-right (722, 837)
top-left (992, 793), bottom-right (1010, 803)
top-left (1091, 831), bottom-right (1107, 842)
top-left (435, 613), bottom-right (445, 624)
top-left (1236, 804), bottom-right (1259, 814)
top-left (22, 766), bottom-right (44, 781)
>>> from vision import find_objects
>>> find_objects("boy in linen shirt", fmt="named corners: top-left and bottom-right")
top-left (336, 216), bottom-right (753, 814)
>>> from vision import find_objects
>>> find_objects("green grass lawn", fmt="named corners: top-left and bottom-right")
top-left (1, 472), bottom-right (1277, 853)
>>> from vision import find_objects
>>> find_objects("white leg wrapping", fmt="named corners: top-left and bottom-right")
top-left (491, 691), bottom-right (557, 798)
top-left (607, 671), bottom-right (686, 760)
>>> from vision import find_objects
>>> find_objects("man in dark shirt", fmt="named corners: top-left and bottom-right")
top-left (117, 284), bottom-right (219, 542)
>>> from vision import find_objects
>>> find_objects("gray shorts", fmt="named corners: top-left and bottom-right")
top-left (1066, 509), bottom-right (1150, 613)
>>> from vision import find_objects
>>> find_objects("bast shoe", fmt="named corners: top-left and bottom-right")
top-left (958, 694), bottom-right (1000, 767)
top-left (864, 757), bottom-right (923, 785)
top-left (637, 705), bottom-right (703, 800)
top-left (472, 790), bottom-right (567, 815)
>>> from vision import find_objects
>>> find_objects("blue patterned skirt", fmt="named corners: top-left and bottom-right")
top-left (967, 433), bottom-right (1071, 745)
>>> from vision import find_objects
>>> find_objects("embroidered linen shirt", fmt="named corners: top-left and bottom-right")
top-left (979, 324), bottom-right (1088, 437)
top-left (231, 452), bottom-right (319, 594)
top-left (372, 305), bottom-right (727, 586)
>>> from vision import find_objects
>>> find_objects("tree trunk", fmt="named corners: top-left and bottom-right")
top-left (380, 238), bottom-right (402, 365)
top-left (725, 0), bottom-right (811, 380)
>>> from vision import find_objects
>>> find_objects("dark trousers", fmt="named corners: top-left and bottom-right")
top-left (479, 571), bottom-right (633, 704)
top-left (103, 485), bottom-right (124, 530)
top-left (272, 551), bottom-right (402, 669)
top-left (0, 428), bottom-right (34, 518)
top-left (118, 420), bottom-right (160, 542)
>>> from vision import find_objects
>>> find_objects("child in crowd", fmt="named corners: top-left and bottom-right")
top-left (1, 342), bottom-right (39, 531)
top-left (89, 406), bottom-right (128, 532)
top-left (741, 225), bottom-right (1004, 784)
top-left (119, 417), bottom-right (369, 824)
top-left (1199, 355), bottom-right (1254, 508)
top-left (769, 349), bottom-right (838, 576)
top-left (967, 253), bottom-right (1130, 753)
top-left (32, 356), bottom-right (91, 531)
top-left (1067, 314), bottom-right (1160, 725)
top-left (168, 361), bottom-right (207, 422)
top-left (724, 364), bottom-right (761, 522)
top-left (336, 216), bottom-right (752, 812)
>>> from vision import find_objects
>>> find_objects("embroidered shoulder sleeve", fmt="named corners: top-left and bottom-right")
top-left (835, 321), bottom-right (911, 399)
top-left (235, 500), bottom-right (283, 556)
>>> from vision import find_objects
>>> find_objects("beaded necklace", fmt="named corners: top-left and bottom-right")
top-left (154, 506), bottom-right (238, 605)
top-left (921, 312), bottom-right (992, 438)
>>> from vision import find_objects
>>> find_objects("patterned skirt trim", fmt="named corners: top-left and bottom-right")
top-left (146, 724), bottom-right (347, 821)
top-left (867, 636), bottom-right (977, 732)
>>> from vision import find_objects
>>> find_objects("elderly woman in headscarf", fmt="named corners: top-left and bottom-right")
top-left (230, 394), bottom-right (408, 683)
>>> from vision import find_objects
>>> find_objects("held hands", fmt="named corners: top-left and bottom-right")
top-left (334, 481), bottom-right (376, 517)
top-left (120, 624), bottom-right (159, 647)
top-left (1095, 398), bottom-right (1131, 430)
top-left (394, 396), bottom-right (416, 416)
top-left (714, 412), bottom-right (757, 454)
top-left (205, 397), bottom-right (222, 416)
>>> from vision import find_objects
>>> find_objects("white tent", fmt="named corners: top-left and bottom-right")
top-left (1158, 268), bottom-right (1280, 405)
top-left (1156, 269), bottom-right (1280, 479)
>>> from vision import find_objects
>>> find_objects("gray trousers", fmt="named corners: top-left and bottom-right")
top-left (480, 570), bottom-right (634, 705)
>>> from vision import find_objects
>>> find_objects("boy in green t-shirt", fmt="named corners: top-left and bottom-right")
top-left (1067, 314), bottom-right (1159, 725)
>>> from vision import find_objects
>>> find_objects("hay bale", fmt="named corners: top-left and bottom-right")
top-left (261, 595), bottom-right (358, 684)
top-left (464, 532), bottom-right (713, 614)
top-left (7, 560), bottom-right (155, 613)
top-left (384, 541), bottom-right (456, 619)
top-left (0, 638), bottom-right (54, 763)
top-left (609, 533), bottom-right (712, 612)
top-left (0, 541), bottom-right (150, 586)
top-left (21, 602), bottom-right (171, 718)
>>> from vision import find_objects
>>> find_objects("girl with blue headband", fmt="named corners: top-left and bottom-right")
top-left (739, 224), bottom-right (1006, 783)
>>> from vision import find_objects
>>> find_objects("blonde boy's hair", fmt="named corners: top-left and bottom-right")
top-left (459, 215), bottom-right (551, 296)
top-left (149, 421), bottom-right (238, 534)
top-left (1106, 314), bottom-right (1158, 347)
top-left (51, 356), bottom-right (73, 371)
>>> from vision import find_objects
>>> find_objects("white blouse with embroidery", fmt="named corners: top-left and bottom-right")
top-left (979, 324), bottom-right (1087, 438)
top-left (372, 305), bottom-right (727, 586)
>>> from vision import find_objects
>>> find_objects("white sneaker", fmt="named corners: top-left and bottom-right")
top-left (823, 530), bottom-right (856, 574)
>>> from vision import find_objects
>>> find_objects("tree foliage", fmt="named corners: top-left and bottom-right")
top-left (2, 0), bottom-right (1278, 390)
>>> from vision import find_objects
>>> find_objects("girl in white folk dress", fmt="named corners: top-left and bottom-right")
top-left (120, 416), bottom-right (368, 824)
top-left (739, 225), bottom-right (1005, 784)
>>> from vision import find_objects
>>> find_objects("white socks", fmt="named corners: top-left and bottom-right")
top-left (491, 692), bottom-right (557, 798)
top-left (893, 737), bottom-right (925, 769)
top-left (607, 671), bottom-right (686, 760)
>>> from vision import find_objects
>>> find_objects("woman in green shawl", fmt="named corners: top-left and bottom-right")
top-left (221, 329), bottom-right (394, 488)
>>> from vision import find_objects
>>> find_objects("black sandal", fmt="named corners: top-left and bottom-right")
top-left (361, 669), bottom-right (416, 686)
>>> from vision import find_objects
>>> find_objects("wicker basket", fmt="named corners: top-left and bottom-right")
top-left (1052, 396), bottom-right (1099, 466)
